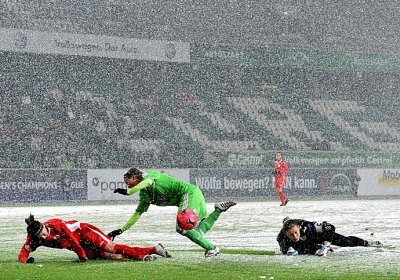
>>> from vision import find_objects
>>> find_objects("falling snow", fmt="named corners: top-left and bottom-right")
top-left (0, 2), bottom-right (399, 276)
top-left (1, 200), bottom-right (400, 271)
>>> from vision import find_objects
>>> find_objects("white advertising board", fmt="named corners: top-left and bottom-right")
top-left (0, 27), bottom-right (190, 63)
top-left (87, 169), bottom-right (189, 201)
top-left (357, 169), bottom-right (400, 196)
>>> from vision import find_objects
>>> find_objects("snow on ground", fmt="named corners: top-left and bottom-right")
top-left (1, 199), bottom-right (399, 272)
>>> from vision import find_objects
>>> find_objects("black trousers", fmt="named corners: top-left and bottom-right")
top-left (325, 232), bottom-right (368, 247)
top-left (294, 232), bottom-right (368, 254)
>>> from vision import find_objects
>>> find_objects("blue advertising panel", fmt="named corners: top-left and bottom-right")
top-left (0, 169), bottom-right (87, 202)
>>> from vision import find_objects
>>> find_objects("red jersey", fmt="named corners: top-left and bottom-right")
top-left (274, 159), bottom-right (289, 186)
top-left (19, 219), bottom-right (155, 262)
top-left (18, 219), bottom-right (87, 263)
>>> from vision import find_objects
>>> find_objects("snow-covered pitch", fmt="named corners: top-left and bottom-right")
top-left (1, 199), bottom-right (399, 273)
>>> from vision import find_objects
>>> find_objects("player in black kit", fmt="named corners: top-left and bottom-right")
top-left (277, 217), bottom-right (382, 256)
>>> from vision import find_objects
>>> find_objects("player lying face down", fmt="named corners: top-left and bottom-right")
top-left (277, 217), bottom-right (382, 256)
top-left (18, 214), bottom-right (171, 263)
top-left (285, 223), bottom-right (301, 242)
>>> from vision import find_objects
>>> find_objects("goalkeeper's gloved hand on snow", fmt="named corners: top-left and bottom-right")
top-left (287, 247), bottom-right (298, 256)
top-left (107, 229), bottom-right (123, 240)
top-left (315, 241), bottom-right (333, 256)
top-left (114, 188), bottom-right (128, 195)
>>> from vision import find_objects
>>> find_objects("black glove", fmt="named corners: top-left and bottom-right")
top-left (76, 257), bottom-right (87, 263)
top-left (114, 188), bottom-right (128, 195)
top-left (107, 229), bottom-right (123, 240)
top-left (26, 257), bottom-right (35, 263)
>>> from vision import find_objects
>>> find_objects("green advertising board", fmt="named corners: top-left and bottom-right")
top-left (191, 43), bottom-right (400, 73)
top-left (213, 151), bottom-right (400, 169)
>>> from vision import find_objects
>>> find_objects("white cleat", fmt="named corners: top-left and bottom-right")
top-left (155, 243), bottom-right (172, 258)
top-left (367, 240), bottom-right (383, 248)
top-left (143, 255), bottom-right (157, 261)
top-left (214, 201), bottom-right (237, 212)
top-left (204, 246), bottom-right (220, 259)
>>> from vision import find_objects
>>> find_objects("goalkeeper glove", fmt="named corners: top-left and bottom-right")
top-left (315, 242), bottom-right (333, 256)
top-left (76, 257), bottom-right (87, 263)
top-left (107, 229), bottom-right (123, 240)
top-left (287, 247), bottom-right (298, 256)
top-left (26, 257), bottom-right (35, 263)
top-left (114, 188), bottom-right (128, 195)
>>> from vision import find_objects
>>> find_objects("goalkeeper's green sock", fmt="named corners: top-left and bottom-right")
top-left (180, 210), bottom-right (222, 250)
top-left (184, 228), bottom-right (215, 250)
top-left (197, 209), bottom-right (221, 234)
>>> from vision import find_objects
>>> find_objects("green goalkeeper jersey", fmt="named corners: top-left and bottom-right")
top-left (127, 171), bottom-right (198, 214)
top-left (120, 170), bottom-right (223, 251)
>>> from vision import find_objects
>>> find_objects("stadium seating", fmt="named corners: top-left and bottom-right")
top-left (0, 50), bottom-right (399, 169)
top-left (310, 99), bottom-right (400, 151)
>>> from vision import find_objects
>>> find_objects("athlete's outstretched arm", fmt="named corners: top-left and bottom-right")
top-left (121, 211), bottom-right (142, 232)
top-left (114, 178), bottom-right (153, 196)
top-left (18, 235), bottom-right (36, 263)
top-left (126, 178), bottom-right (153, 195)
top-left (60, 222), bottom-right (87, 261)
top-left (108, 211), bottom-right (142, 240)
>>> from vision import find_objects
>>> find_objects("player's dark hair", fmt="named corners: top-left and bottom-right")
top-left (25, 214), bottom-right (43, 238)
top-left (282, 219), bottom-right (302, 233)
top-left (124, 168), bottom-right (144, 180)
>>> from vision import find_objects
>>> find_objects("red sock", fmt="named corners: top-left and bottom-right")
top-left (278, 192), bottom-right (286, 203)
top-left (114, 244), bottom-right (156, 260)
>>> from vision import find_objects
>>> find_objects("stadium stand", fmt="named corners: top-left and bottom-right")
top-left (1, 1), bottom-right (400, 169)
top-left (1, 49), bottom-right (399, 169)
top-left (1, 1), bottom-right (400, 53)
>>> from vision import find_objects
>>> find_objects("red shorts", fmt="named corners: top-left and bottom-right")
top-left (83, 246), bottom-right (107, 260)
top-left (275, 177), bottom-right (286, 192)
top-left (79, 223), bottom-right (111, 253)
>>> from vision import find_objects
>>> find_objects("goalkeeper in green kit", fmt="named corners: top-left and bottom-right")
top-left (108, 168), bottom-right (237, 259)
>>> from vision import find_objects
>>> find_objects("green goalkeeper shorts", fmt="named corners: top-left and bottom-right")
top-left (178, 187), bottom-right (207, 219)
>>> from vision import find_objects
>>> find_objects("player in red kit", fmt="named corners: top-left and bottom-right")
top-left (274, 152), bottom-right (289, 206)
top-left (18, 214), bottom-right (171, 263)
